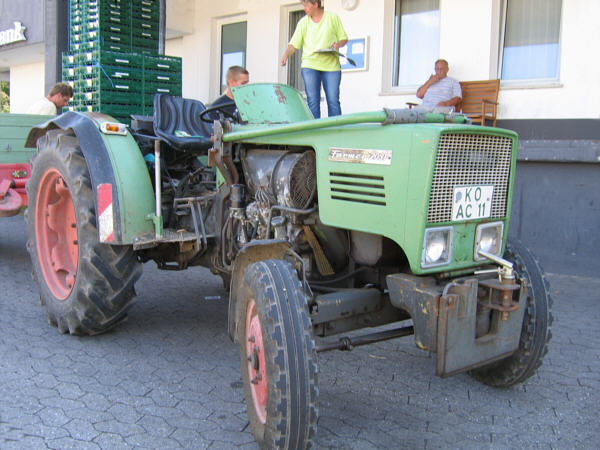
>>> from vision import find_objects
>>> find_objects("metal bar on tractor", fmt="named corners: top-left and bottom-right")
top-left (316, 325), bottom-right (415, 353)
top-left (196, 201), bottom-right (208, 248)
top-left (154, 140), bottom-right (162, 238)
top-left (222, 109), bottom-right (469, 143)
top-left (188, 200), bottom-right (201, 247)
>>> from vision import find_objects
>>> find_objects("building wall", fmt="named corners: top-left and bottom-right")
top-left (510, 158), bottom-right (600, 276)
top-left (0, 0), bottom-right (45, 98)
top-left (168, 0), bottom-right (600, 120)
top-left (9, 61), bottom-right (45, 113)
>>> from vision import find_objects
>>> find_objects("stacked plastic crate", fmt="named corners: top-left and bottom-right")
top-left (62, 0), bottom-right (182, 123)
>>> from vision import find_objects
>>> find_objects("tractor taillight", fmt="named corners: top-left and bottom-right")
top-left (100, 122), bottom-right (127, 135)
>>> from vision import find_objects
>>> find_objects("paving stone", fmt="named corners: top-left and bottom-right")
top-left (92, 432), bottom-right (132, 449)
top-left (64, 418), bottom-right (99, 441)
top-left (93, 419), bottom-right (145, 437)
top-left (1, 435), bottom-right (48, 449)
top-left (170, 427), bottom-right (212, 449)
top-left (2, 215), bottom-right (599, 449)
top-left (47, 436), bottom-right (100, 449)
top-left (124, 433), bottom-right (183, 449)
top-left (106, 403), bottom-right (142, 424)
top-left (137, 414), bottom-right (175, 436)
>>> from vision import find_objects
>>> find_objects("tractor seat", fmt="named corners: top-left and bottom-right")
top-left (153, 94), bottom-right (213, 154)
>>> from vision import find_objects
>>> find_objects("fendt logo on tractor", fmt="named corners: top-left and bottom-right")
top-left (2, 83), bottom-right (551, 449)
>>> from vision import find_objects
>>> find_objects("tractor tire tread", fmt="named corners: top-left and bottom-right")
top-left (26, 129), bottom-right (141, 336)
top-left (239, 259), bottom-right (318, 450)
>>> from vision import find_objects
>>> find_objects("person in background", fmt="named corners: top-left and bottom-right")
top-left (210, 65), bottom-right (249, 117)
top-left (280, 0), bottom-right (348, 118)
top-left (416, 59), bottom-right (462, 112)
top-left (27, 83), bottom-right (73, 115)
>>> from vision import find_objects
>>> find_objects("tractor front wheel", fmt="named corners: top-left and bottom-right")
top-left (237, 259), bottom-right (318, 449)
top-left (26, 129), bottom-right (141, 335)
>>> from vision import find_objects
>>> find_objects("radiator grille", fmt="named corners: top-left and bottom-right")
top-left (428, 134), bottom-right (513, 223)
top-left (329, 172), bottom-right (386, 206)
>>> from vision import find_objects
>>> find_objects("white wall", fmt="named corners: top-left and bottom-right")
top-left (9, 60), bottom-right (44, 113)
top-left (168, 0), bottom-right (599, 119)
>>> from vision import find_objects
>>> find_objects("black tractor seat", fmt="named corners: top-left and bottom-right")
top-left (153, 94), bottom-right (213, 154)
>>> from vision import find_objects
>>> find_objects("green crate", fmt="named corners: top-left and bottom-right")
top-left (132, 0), bottom-right (159, 7)
top-left (80, 62), bottom-right (142, 78)
top-left (84, 20), bottom-right (130, 35)
top-left (62, 51), bottom-right (78, 67)
top-left (101, 103), bottom-right (144, 117)
top-left (143, 85), bottom-right (181, 105)
top-left (143, 71), bottom-right (181, 85)
top-left (132, 17), bottom-right (159, 32)
top-left (131, 37), bottom-right (158, 53)
top-left (85, 12), bottom-right (132, 29)
top-left (71, 39), bottom-right (132, 53)
top-left (83, 13), bottom-right (131, 32)
top-left (132, 27), bottom-right (158, 41)
top-left (78, 102), bottom-right (143, 116)
top-left (132, 7), bottom-right (159, 22)
top-left (70, 30), bottom-right (133, 53)
top-left (62, 67), bottom-right (78, 80)
top-left (137, 46), bottom-right (159, 55)
top-left (77, 73), bottom-right (141, 93)
top-left (132, 0), bottom-right (159, 13)
top-left (69, 11), bottom-right (83, 25)
top-left (81, 89), bottom-right (141, 104)
top-left (143, 54), bottom-right (182, 73)
top-left (79, 50), bottom-right (143, 69)
top-left (86, 2), bottom-right (131, 16)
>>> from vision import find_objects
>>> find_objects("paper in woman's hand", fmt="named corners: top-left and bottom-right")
top-left (315, 48), bottom-right (356, 66)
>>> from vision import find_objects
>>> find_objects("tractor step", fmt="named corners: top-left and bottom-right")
top-left (133, 228), bottom-right (199, 250)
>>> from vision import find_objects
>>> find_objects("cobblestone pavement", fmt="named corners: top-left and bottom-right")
top-left (1, 214), bottom-right (599, 449)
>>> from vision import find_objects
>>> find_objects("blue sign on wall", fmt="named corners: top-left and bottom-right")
top-left (341, 37), bottom-right (368, 71)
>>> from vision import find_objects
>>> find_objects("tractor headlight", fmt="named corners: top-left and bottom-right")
top-left (422, 226), bottom-right (453, 268)
top-left (474, 222), bottom-right (504, 260)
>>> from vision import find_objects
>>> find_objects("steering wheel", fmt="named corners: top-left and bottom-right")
top-left (200, 101), bottom-right (238, 123)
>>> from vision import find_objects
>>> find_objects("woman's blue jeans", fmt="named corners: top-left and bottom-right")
top-left (301, 68), bottom-right (342, 118)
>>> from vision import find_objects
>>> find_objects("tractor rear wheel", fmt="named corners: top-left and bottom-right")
top-left (237, 259), bottom-right (318, 449)
top-left (469, 240), bottom-right (553, 387)
top-left (26, 129), bottom-right (141, 335)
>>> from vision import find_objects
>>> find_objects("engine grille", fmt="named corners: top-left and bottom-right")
top-left (427, 133), bottom-right (513, 223)
top-left (329, 172), bottom-right (386, 206)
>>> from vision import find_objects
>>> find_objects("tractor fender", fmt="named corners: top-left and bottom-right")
top-left (25, 111), bottom-right (155, 244)
top-left (228, 239), bottom-right (292, 342)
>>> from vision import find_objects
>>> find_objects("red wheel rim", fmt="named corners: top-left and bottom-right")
top-left (35, 168), bottom-right (78, 300)
top-left (245, 298), bottom-right (267, 424)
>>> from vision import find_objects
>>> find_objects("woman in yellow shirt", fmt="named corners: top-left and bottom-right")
top-left (281, 0), bottom-right (348, 118)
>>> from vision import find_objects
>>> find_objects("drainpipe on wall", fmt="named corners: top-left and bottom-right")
top-left (44, 0), bottom-right (69, 94)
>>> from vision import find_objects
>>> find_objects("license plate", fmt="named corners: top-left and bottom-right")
top-left (452, 185), bottom-right (494, 221)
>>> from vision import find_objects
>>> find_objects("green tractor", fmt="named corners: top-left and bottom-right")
top-left (22, 84), bottom-right (551, 449)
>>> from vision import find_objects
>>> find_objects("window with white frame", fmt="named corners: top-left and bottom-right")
top-left (287, 9), bottom-right (305, 93)
top-left (500, 0), bottom-right (562, 81)
top-left (220, 21), bottom-right (247, 94)
top-left (392, 0), bottom-right (440, 87)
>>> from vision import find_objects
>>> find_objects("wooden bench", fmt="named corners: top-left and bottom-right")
top-left (457, 79), bottom-right (500, 127)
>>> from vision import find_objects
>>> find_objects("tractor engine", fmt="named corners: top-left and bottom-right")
top-left (240, 149), bottom-right (317, 243)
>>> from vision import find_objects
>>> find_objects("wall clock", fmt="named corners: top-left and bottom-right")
top-left (342, 0), bottom-right (359, 11)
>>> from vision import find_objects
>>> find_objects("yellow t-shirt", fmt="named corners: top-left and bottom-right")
top-left (289, 11), bottom-right (348, 72)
